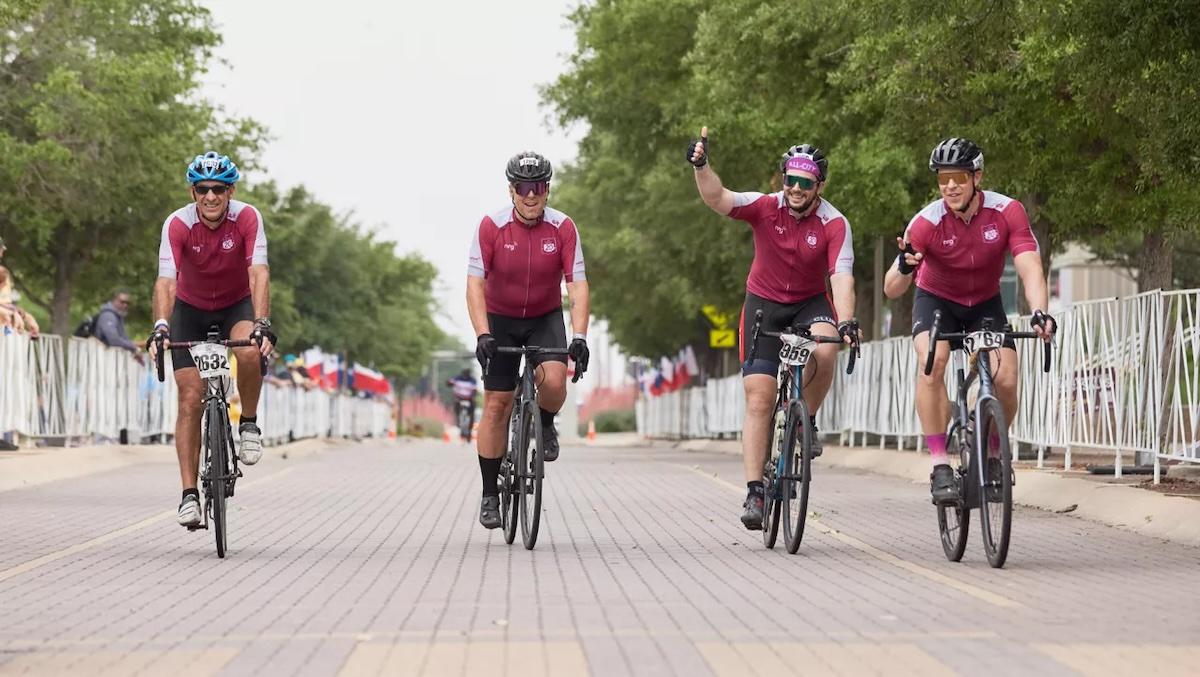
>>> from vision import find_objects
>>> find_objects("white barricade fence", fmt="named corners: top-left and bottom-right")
top-left (2, 333), bottom-right (392, 447)
top-left (0, 331), bottom-right (29, 434)
top-left (636, 290), bottom-right (1200, 480)
top-left (1160, 290), bottom-right (1200, 478)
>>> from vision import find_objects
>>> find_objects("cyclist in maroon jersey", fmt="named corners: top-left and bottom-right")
top-left (147, 152), bottom-right (276, 528)
top-left (884, 138), bottom-right (1056, 503)
top-left (688, 127), bottom-right (859, 530)
top-left (467, 151), bottom-right (590, 530)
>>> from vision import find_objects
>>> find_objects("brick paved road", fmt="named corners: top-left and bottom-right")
top-left (2, 439), bottom-right (1199, 676)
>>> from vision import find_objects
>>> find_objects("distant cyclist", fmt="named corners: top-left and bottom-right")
top-left (147, 151), bottom-right (276, 528)
top-left (884, 138), bottom-right (1055, 503)
top-left (447, 368), bottom-right (479, 442)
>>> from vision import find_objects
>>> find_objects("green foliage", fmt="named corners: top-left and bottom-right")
top-left (545, 0), bottom-right (1200, 355)
top-left (0, 0), bottom-right (263, 331)
top-left (0, 0), bottom-right (447, 381)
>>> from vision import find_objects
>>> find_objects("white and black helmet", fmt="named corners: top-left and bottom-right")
top-left (779, 144), bottom-right (828, 181)
top-left (505, 151), bottom-right (553, 183)
top-left (929, 138), bottom-right (984, 172)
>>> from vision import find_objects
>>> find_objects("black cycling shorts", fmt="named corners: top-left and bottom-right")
top-left (911, 287), bottom-right (1015, 349)
top-left (740, 291), bottom-right (837, 377)
top-left (484, 310), bottom-right (568, 391)
top-left (169, 296), bottom-right (255, 371)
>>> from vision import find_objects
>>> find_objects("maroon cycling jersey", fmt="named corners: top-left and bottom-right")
top-left (904, 191), bottom-right (1039, 307)
top-left (157, 200), bottom-right (268, 311)
top-left (467, 205), bottom-right (586, 318)
top-left (727, 192), bottom-right (854, 304)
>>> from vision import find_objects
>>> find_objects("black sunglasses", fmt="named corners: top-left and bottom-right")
top-left (193, 184), bottom-right (231, 196)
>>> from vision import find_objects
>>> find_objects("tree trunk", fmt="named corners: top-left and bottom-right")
top-left (855, 272), bottom-right (876, 341)
top-left (888, 288), bottom-right (914, 339)
top-left (51, 225), bottom-right (74, 336)
top-left (1138, 227), bottom-right (1173, 292)
top-left (1017, 193), bottom-right (1054, 315)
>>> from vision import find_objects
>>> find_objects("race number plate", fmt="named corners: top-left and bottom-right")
top-left (778, 334), bottom-right (816, 367)
top-left (189, 342), bottom-right (230, 379)
top-left (962, 331), bottom-right (1006, 356)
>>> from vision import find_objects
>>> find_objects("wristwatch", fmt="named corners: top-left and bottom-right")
top-left (254, 317), bottom-right (272, 329)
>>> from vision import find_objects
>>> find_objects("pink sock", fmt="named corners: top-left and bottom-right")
top-left (927, 433), bottom-right (948, 466)
top-left (988, 433), bottom-right (1001, 459)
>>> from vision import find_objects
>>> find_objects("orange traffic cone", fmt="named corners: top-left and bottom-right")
top-left (587, 419), bottom-right (596, 442)
top-left (442, 426), bottom-right (452, 443)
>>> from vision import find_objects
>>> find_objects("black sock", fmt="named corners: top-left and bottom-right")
top-left (747, 481), bottom-right (764, 498)
top-left (479, 456), bottom-right (502, 497)
top-left (810, 415), bottom-right (818, 432)
top-left (540, 407), bottom-right (556, 428)
top-left (240, 415), bottom-right (257, 426)
top-left (182, 488), bottom-right (199, 502)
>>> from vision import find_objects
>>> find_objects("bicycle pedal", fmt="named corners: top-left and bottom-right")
top-left (186, 524), bottom-right (208, 531)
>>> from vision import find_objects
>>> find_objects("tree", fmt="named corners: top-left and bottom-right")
top-left (0, 0), bottom-right (263, 334)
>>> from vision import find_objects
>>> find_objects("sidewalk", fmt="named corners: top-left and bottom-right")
top-left (0, 436), bottom-right (346, 493)
top-left (602, 435), bottom-right (1200, 548)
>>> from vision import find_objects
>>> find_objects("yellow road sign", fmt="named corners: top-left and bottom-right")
top-left (710, 329), bottom-right (736, 349)
top-left (702, 304), bottom-right (730, 329)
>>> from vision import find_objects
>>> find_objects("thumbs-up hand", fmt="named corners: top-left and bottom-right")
top-left (686, 125), bottom-right (709, 168)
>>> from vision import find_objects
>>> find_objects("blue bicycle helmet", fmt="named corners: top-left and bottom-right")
top-left (186, 151), bottom-right (241, 185)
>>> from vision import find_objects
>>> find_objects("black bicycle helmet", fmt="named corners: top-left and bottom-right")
top-left (505, 151), bottom-right (553, 183)
top-left (928, 138), bottom-right (984, 172)
top-left (779, 144), bottom-right (828, 181)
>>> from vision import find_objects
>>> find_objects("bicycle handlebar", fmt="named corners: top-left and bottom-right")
top-left (155, 336), bottom-right (268, 382)
top-left (748, 309), bottom-right (860, 375)
top-left (923, 309), bottom-right (1052, 376)
top-left (483, 345), bottom-right (571, 378)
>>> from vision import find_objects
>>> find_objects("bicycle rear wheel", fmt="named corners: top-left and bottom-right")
top-left (500, 408), bottom-right (521, 544)
top-left (977, 399), bottom-right (1012, 568)
top-left (783, 400), bottom-right (812, 554)
top-left (762, 406), bottom-right (785, 549)
top-left (206, 402), bottom-right (229, 558)
top-left (519, 400), bottom-right (544, 550)
top-left (937, 425), bottom-right (970, 562)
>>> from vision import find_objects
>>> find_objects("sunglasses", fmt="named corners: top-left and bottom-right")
top-left (784, 174), bottom-right (818, 190)
top-left (193, 184), bottom-right (231, 196)
top-left (936, 171), bottom-right (972, 187)
top-left (513, 181), bottom-right (549, 196)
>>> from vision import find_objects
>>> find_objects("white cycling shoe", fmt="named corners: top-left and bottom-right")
top-left (178, 494), bottom-right (201, 526)
top-left (238, 422), bottom-right (263, 465)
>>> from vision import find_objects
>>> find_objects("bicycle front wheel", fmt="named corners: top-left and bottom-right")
top-left (500, 408), bottom-right (521, 544)
top-left (976, 398), bottom-right (1013, 568)
top-left (206, 402), bottom-right (230, 559)
top-left (782, 400), bottom-right (812, 555)
top-left (763, 407), bottom-right (785, 549)
top-left (518, 402), bottom-right (543, 550)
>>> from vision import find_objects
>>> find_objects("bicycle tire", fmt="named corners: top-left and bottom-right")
top-left (762, 409), bottom-right (784, 549)
top-left (501, 407), bottom-right (521, 544)
top-left (976, 398), bottom-right (1012, 568)
top-left (937, 424), bottom-right (970, 561)
top-left (783, 400), bottom-right (812, 554)
top-left (519, 400), bottom-right (543, 550)
top-left (207, 401), bottom-right (229, 559)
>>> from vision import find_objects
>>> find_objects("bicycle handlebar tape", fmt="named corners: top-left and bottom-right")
top-left (924, 310), bottom-right (942, 376)
top-left (1043, 341), bottom-right (1052, 374)
top-left (156, 336), bottom-right (166, 383)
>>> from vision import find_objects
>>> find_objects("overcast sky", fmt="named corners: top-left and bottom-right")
top-left (200, 1), bottom-right (585, 351)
